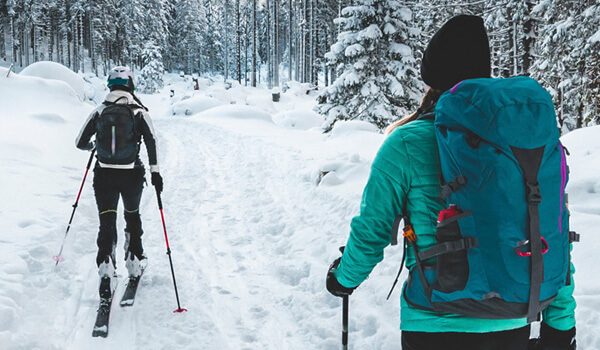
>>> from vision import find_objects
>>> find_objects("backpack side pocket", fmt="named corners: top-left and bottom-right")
top-left (433, 208), bottom-right (472, 293)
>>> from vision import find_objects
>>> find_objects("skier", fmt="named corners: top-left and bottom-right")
top-left (326, 15), bottom-right (576, 350)
top-left (76, 66), bottom-right (163, 299)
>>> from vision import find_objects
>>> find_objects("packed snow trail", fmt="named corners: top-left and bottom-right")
top-left (138, 116), bottom-right (375, 349)
top-left (52, 112), bottom-right (399, 349)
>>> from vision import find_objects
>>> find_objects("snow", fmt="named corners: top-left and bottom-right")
top-left (330, 120), bottom-right (380, 138)
top-left (389, 43), bottom-right (412, 57)
top-left (343, 72), bottom-right (361, 86)
top-left (0, 65), bottom-right (598, 349)
top-left (590, 28), bottom-right (600, 43)
top-left (357, 24), bottom-right (383, 42)
top-left (344, 43), bottom-right (365, 57)
top-left (272, 110), bottom-right (323, 130)
top-left (193, 104), bottom-right (274, 123)
top-left (19, 61), bottom-right (88, 101)
top-left (170, 95), bottom-right (224, 116)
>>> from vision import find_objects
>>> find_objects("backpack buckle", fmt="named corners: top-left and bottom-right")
top-left (526, 182), bottom-right (542, 204)
top-left (568, 231), bottom-right (580, 243)
top-left (403, 225), bottom-right (417, 243)
top-left (514, 237), bottom-right (549, 257)
top-left (440, 175), bottom-right (467, 200)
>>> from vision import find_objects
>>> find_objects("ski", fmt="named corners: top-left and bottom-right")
top-left (120, 275), bottom-right (142, 307)
top-left (92, 277), bottom-right (118, 338)
top-left (120, 261), bottom-right (147, 307)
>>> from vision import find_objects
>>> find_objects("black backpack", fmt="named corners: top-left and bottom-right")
top-left (95, 98), bottom-right (142, 165)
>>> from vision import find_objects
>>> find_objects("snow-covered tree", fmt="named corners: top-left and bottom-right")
top-left (137, 42), bottom-right (165, 93)
top-left (531, 0), bottom-right (600, 130)
top-left (317, 0), bottom-right (422, 131)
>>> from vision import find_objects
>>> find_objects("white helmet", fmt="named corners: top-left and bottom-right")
top-left (107, 66), bottom-right (135, 91)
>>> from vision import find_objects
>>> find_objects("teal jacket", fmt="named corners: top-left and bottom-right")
top-left (334, 119), bottom-right (576, 332)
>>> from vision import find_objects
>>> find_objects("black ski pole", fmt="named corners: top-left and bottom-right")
top-left (156, 188), bottom-right (187, 313)
top-left (53, 149), bottom-right (96, 265)
top-left (343, 295), bottom-right (349, 349)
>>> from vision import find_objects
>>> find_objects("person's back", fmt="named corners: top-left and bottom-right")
top-left (326, 15), bottom-right (577, 350)
top-left (75, 66), bottom-right (164, 302)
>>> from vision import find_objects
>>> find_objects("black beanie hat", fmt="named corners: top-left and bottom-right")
top-left (420, 15), bottom-right (491, 91)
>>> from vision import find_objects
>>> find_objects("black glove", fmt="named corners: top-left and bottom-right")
top-left (326, 247), bottom-right (357, 297)
top-left (151, 172), bottom-right (163, 193)
top-left (528, 323), bottom-right (576, 350)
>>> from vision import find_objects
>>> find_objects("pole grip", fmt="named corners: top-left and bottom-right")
top-left (86, 148), bottom-right (96, 169)
top-left (155, 187), bottom-right (163, 210)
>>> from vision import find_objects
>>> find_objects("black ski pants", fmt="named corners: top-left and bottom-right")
top-left (93, 167), bottom-right (145, 267)
top-left (401, 325), bottom-right (530, 350)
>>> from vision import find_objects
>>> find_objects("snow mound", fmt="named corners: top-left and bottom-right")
top-left (246, 93), bottom-right (277, 113)
top-left (0, 66), bottom-right (89, 119)
top-left (29, 113), bottom-right (66, 124)
top-left (272, 110), bottom-right (323, 130)
top-left (194, 104), bottom-right (273, 123)
top-left (207, 89), bottom-right (233, 105)
top-left (226, 83), bottom-right (249, 105)
top-left (19, 61), bottom-right (86, 101)
top-left (170, 95), bottom-right (224, 116)
top-left (330, 120), bottom-right (380, 137)
top-left (283, 81), bottom-right (316, 96)
top-left (561, 125), bottom-right (600, 214)
top-left (313, 153), bottom-right (367, 188)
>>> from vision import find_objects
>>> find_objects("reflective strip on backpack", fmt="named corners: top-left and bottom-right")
top-left (111, 125), bottom-right (116, 156)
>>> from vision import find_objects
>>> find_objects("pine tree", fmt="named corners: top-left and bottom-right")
top-left (138, 41), bottom-right (165, 93)
top-left (531, 0), bottom-right (599, 130)
top-left (173, 0), bottom-right (205, 74)
top-left (317, 0), bottom-right (421, 131)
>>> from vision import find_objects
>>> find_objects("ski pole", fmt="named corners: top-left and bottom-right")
top-left (343, 295), bottom-right (349, 350)
top-left (53, 149), bottom-right (96, 265)
top-left (156, 188), bottom-right (187, 313)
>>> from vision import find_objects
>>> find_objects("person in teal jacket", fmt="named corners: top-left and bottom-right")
top-left (326, 15), bottom-right (576, 350)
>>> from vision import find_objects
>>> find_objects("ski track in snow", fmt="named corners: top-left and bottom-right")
top-left (148, 118), bottom-right (358, 349)
top-left (4, 113), bottom-right (388, 349)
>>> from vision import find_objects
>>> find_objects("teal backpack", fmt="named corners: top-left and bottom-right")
top-left (402, 77), bottom-right (578, 322)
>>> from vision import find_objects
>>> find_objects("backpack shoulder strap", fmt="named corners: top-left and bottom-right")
top-left (103, 96), bottom-right (129, 106)
top-left (417, 112), bottom-right (435, 121)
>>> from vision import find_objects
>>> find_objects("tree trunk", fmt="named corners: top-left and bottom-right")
top-left (245, 26), bottom-right (249, 86)
top-left (224, 0), bottom-right (229, 81)
top-left (24, 26), bottom-right (30, 67)
top-left (288, 0), bottom-right (293, 81)
top-left (273, 0), bottom-right (279, 87)
top-left (0, 15), bottom-right (5, 61)
top-left (267, 0), bottom-right (272, 88)
top-left (10, 14), bottom-right (16, 64)
top-left (48, 12), bottom-right (55, 62)
top-left (522, 0), bottom-right (536, 76)
top-left (236, 0), bottom-right (241, 83)
top-left (252, 0), bottom-right (257, 87)
top-left (79, 12), bottom-right (85, 73)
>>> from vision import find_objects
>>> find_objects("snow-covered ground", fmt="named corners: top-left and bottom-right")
top-left (0, 63), bottom-right (598, 349)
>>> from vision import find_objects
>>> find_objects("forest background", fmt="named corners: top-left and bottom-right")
top-left (1, 0), bottom-right (599, 132)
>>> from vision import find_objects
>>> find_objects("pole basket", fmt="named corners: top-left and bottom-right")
top-left (52, 255), bottom-right (65, 263)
